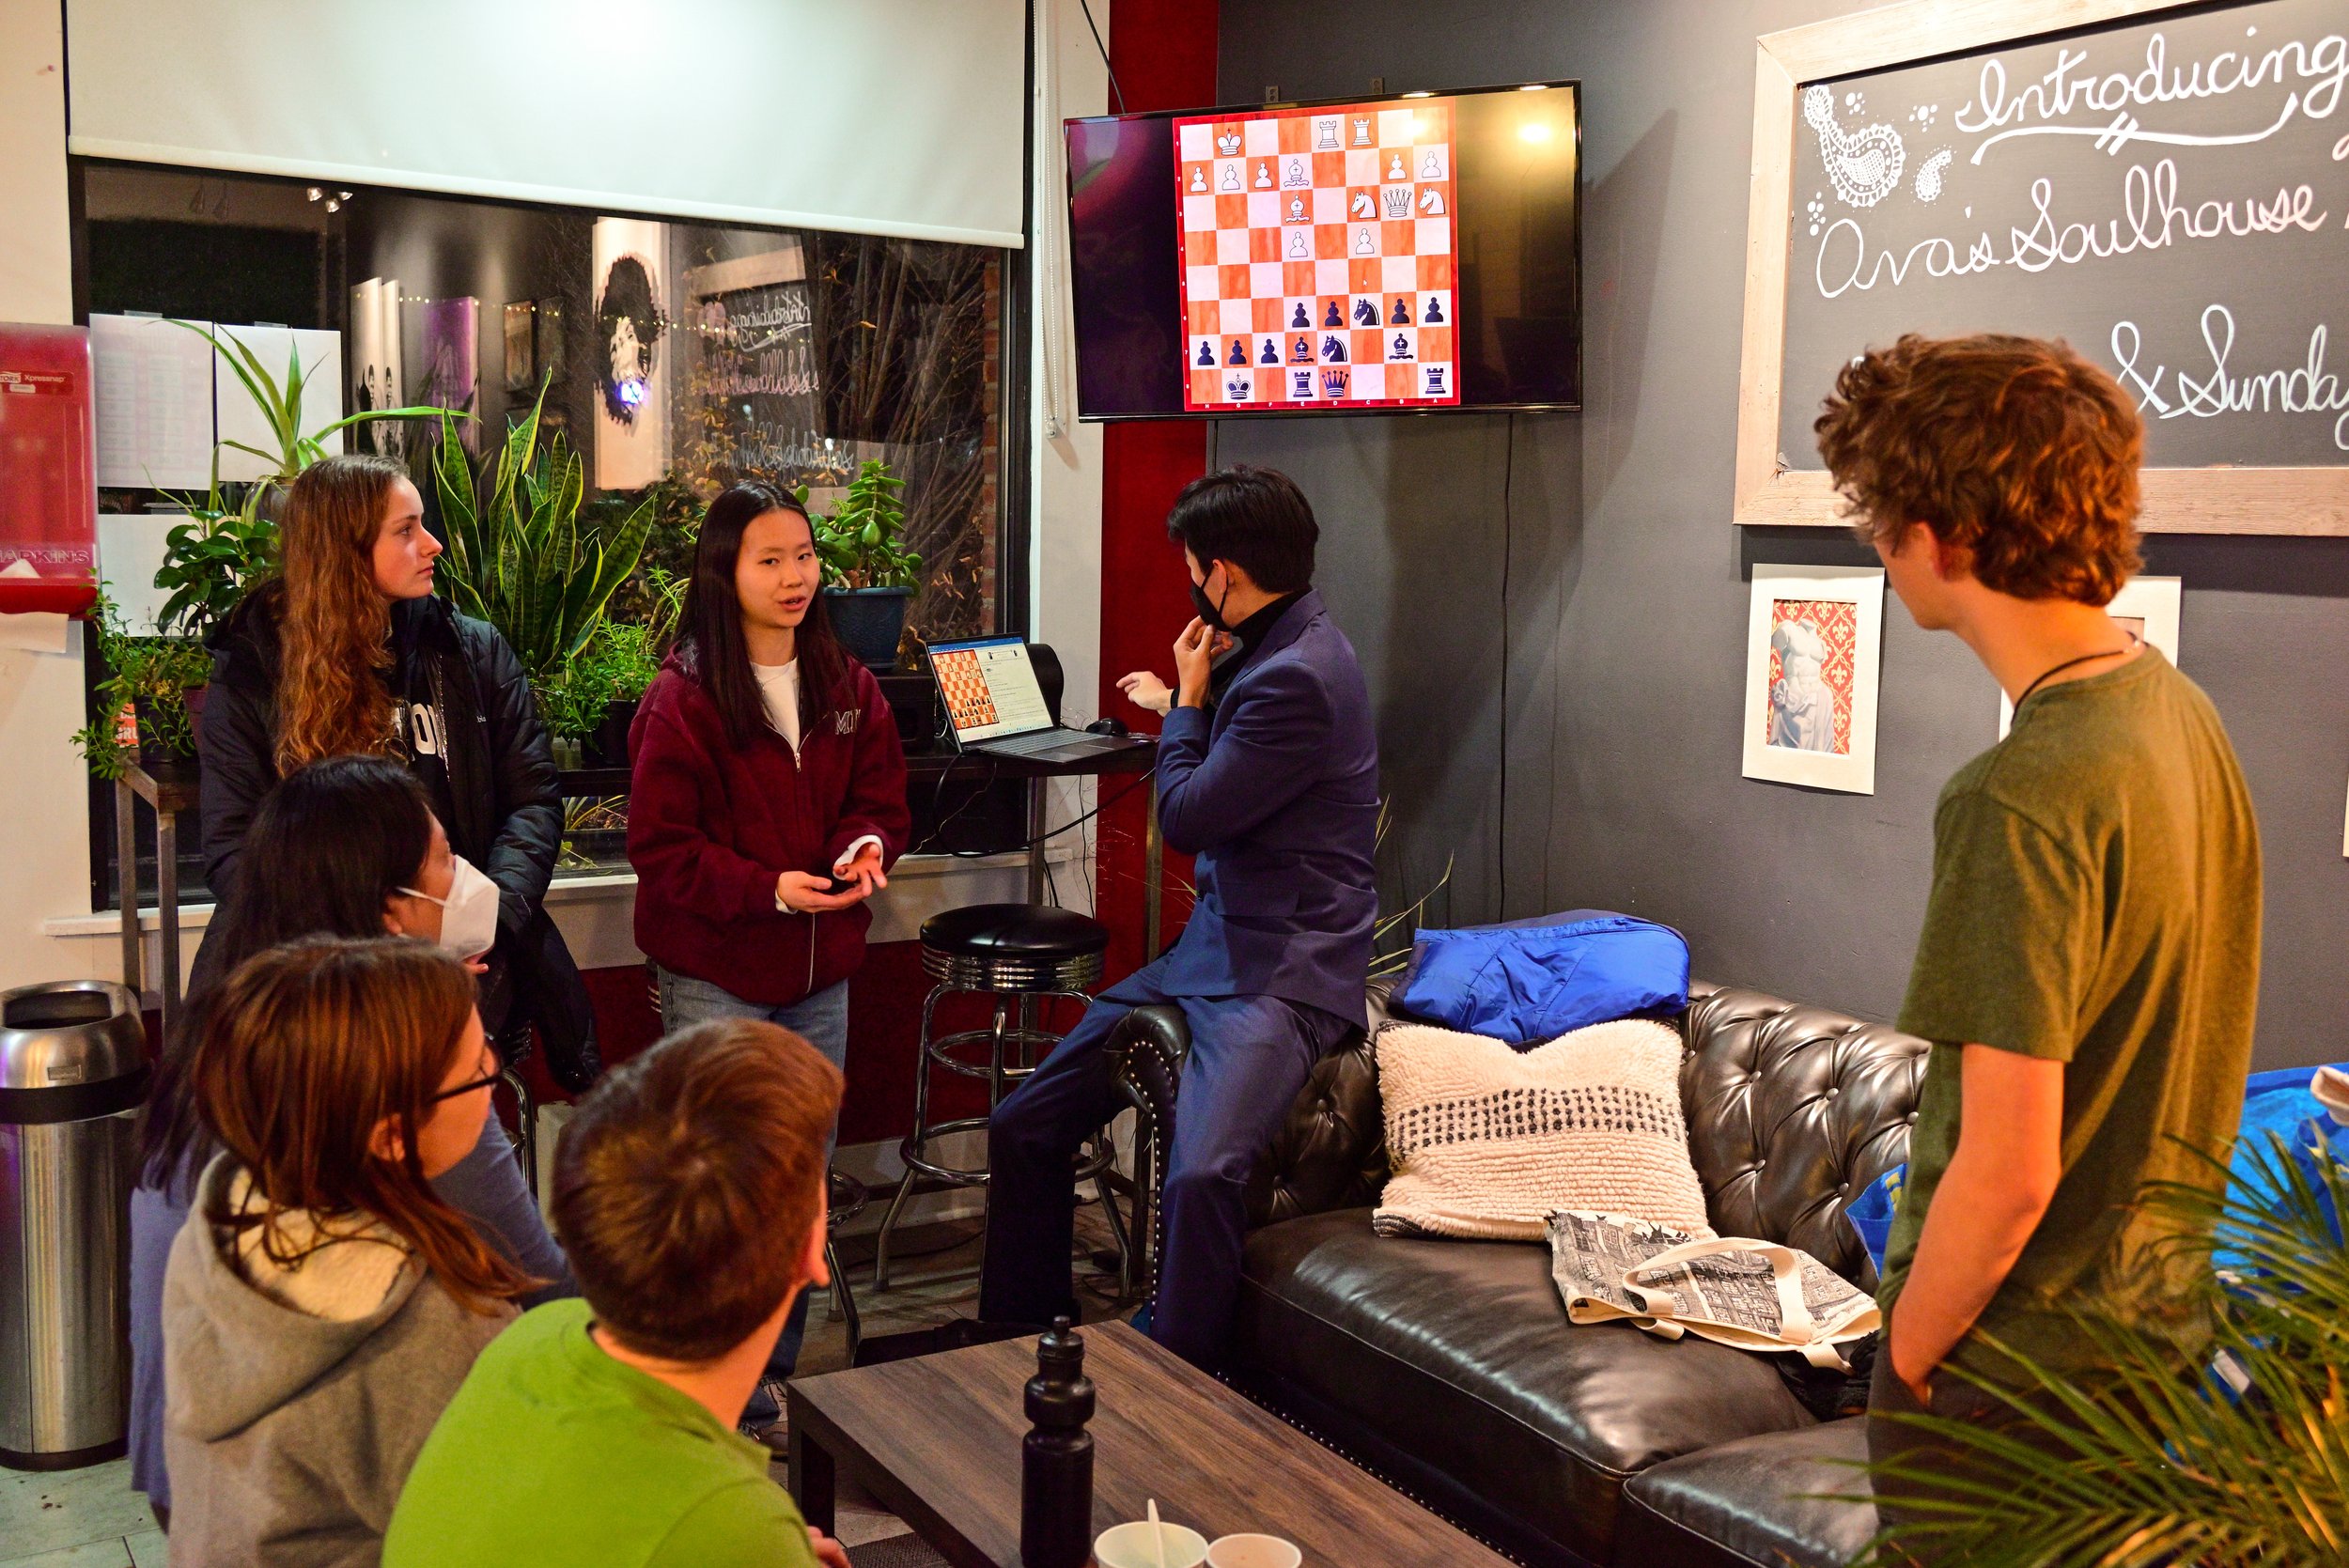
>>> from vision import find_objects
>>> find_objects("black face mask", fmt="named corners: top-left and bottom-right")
top-left (1189, 565), bottom-right (1232, 631)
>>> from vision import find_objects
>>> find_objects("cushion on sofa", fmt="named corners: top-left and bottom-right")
top-left (1235, 1209), bottom-right (1818, 1566)
top-left (1613, 1419), bottom-right (1878, 1568)
top-left (1373, 1017), bottom-right (1711, 1239)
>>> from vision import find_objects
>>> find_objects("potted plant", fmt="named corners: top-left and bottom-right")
top-left (428, 391), bottom-right (655, 691)
top-left (152, 324), bottom-right (457, 640)
top-left (540, 565), bottom-right (685, 768)
top-left (71, 594), bottom-right (212, 779)
top-left (809, 458), bottom-right (922, 672)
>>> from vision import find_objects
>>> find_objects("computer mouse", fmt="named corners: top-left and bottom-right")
top-left (1085, 717), bottom-right (1129, 737)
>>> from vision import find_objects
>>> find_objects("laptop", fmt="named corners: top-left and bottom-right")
top-left (927, 636), bottom-right (1153, 764)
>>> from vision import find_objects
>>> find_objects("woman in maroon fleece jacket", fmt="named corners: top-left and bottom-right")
top-left (626, 480), bottom-right (908, 1420)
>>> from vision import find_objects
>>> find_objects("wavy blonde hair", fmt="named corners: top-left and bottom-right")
top-left (274, 455), bottom-right (410, 773)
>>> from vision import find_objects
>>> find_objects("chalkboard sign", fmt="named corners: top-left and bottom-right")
top-left (1734, 0), bottom-right (2349, 535)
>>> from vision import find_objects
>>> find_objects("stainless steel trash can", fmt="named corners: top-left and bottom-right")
top-left (0, 980), bottom-right (146, 1470)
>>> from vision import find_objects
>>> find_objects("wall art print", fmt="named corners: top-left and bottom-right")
top-left (416, 296), bottom-right (479, 454)
top-left (1742, 564), bottom-right (1885, 794)
top-left (591, 216), bottom-right (669, 489)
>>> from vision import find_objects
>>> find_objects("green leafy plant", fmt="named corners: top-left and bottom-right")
top-left (428, 390), bottom-right (655, 689)
top-left (1854, 1130), bottom-right (2349, 1567)
top-left (536, 567), bottom-right (685, 737)
top-left (805, 459), bottom-right (922, 589)
top-left (150, 323), bottom-right (459, 639)
top-left (70, 593), bottom-right (212, 779)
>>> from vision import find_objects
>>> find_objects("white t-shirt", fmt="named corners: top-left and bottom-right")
top-left (753, 659), bottom-right (803, 754)
top-left (751, 657), bottom-right (880, 900)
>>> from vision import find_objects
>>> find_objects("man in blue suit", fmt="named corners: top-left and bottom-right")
top-left (980, 466), bottom-right (1379, 1369)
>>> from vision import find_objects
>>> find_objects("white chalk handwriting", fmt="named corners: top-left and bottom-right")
top-left (2110, 304), bottom-right (2349, 449)
top-left (1955, 28), bottom-right (2348, 161)
top-left (1812, 158), bottom-right (2329, 297)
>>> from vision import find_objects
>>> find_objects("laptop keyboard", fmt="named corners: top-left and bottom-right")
top-left (985, 729), bottom-right (1087, 755)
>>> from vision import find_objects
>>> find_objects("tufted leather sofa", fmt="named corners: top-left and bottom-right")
top-left (1109, 979), bottom-right (1929, 1568)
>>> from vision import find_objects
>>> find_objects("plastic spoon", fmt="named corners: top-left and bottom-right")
top-left (1147, 1499), bottom-right (1170, 1568)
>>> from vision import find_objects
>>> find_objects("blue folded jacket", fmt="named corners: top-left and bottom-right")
top-left (1394, 913), bottom-right (1690, 1047)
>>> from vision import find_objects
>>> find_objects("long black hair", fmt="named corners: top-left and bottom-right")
top-left (139, 754), bottom-right (438, 1193)
top-left (678, 481), bottom-right (853, 750)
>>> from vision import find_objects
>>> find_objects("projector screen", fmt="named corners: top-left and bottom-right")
top-left (65, 0), bottom-right (1028, 248)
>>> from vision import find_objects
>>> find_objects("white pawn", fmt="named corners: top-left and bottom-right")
top-left (1353, 226), bottom-right (1375, 256)
top-left (1190, 166), bottom-right (1206, 194)
top-left (1387, 151), bottom-right (1405, 180)
top-left (1421, 149), bottom-right (1442, 179)
top-left (1287, 228), bottom-right (1308, 258)
top-left (1220, 163), bottom-right (1239, 191)
top-left (1253, 162), bottom-right (1272, 189)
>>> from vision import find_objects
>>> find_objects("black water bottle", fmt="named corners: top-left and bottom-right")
top-left (1020, 1316), bottom-right (1096, 1568)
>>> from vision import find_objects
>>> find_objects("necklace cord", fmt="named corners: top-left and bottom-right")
top-left (2014, 631), bottom-right (2142, 709)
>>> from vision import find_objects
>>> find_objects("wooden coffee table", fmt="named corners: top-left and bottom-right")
top-left (787, 1322), bottom-right (1513, 1568)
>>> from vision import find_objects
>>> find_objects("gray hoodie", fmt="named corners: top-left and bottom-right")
top-left (162, 1155), bottom-right (513, 1568)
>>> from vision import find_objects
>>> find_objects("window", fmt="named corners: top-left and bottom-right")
top-left (77, 161), bottom-right (1021, 907)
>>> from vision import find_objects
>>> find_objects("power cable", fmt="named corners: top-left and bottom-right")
top-left (1075, 0), bottom-right (1127, 115)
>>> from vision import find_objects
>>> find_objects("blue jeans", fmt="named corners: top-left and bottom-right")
top-left (978, 956), bottom-right (1352, 1370)
top-left (657, 968), bottom-right (848, 1419)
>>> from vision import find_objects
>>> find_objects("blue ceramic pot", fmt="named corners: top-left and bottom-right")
top-left (824, 586), bottom-right (913, 673)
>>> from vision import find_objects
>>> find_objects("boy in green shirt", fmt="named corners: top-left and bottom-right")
top-left (1813, 334), bottom-right (2261, 1552)
top-left (384, 1020), bottom-right (853, 1568)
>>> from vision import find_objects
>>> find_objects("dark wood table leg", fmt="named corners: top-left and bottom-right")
top-left (156, 800), bottom-right (180, 1027)
top-left (787, 1410), bottom-right (836, 1537)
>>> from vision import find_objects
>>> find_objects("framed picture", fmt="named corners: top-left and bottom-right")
top-left (1999, 576), bottom-right (2181, 736)
top-left (503, 302), bottom-right (536, 394)
top-left (1742, 565), bottom-right (1885, 795)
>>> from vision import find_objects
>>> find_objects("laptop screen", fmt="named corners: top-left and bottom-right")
top-left (928, 637), bottom-right (1056, 743)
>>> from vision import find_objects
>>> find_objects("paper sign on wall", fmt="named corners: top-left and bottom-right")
top-left (90, 315), bottom-right (216, 490)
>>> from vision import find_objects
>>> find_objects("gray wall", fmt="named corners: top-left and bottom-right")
top-left (1216, 0), bottom-right (2349, 1070)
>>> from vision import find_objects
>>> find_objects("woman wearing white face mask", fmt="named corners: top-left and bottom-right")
top-left (197, 454), bottom-right (599, 1092)
top-left (131, 756), bottom-right (571, 1525)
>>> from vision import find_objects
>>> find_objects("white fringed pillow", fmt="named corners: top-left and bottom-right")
top-left (1373, 1017), bottom-right (1713, 1240)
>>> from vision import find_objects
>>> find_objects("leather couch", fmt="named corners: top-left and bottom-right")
top-left (1110, 980), bottom-right (1929, 1568)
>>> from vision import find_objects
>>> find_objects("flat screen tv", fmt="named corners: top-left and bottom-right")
top-left (1064, 81), bottom-right (1580, 419)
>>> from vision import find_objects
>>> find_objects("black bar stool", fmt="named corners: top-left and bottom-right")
top-left (873, 903), bottom-right (1127, 1290)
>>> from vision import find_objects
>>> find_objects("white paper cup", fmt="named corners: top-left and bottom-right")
top-left (1207, 1535), bottom-right (1302, 1568)
top-left (1095, 1520), bottom-right (1210, 1568)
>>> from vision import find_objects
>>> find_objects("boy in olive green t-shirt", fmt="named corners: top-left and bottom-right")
top-left (1813, 334), bottom-right (2260, 1550)
top-left (385, 1021), bottom-right (852, 1568)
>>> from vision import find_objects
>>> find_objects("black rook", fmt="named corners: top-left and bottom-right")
top-left (1019, 1317), bottom-right (1096, 1568)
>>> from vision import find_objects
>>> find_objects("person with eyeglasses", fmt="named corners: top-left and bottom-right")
top-left (128, 755), bottom-right (570, 1526)
top-left (160, 937), bottom-right (540, 1568)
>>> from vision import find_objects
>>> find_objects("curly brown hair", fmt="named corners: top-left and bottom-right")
top-left (1813, 334), bottom-right (2143, 604)
top-left (274, 455), bottom-right (409, 773)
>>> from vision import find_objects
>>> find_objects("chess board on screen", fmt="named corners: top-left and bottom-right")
top-left (1175, 102), bottom-right (1458, 412)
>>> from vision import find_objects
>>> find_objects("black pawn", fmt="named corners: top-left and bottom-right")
top-left (1226, 338), bottom-right (1246, 366)
top-left (1258, 337), bottom-right (1278, 365)
top-left (1391, 296), bottom-right (1411, 325)
top-left (1196, 340), bottom-right (1213, 366)
top-left (1291, 302), bottom-right (1309, 329)
top-left (1323, 301), bottom-right (1343, 329)
top-left (1424, 295), bottom-right (1444, 323)
top-left (1322, 334), bottom-right (1346, 363)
